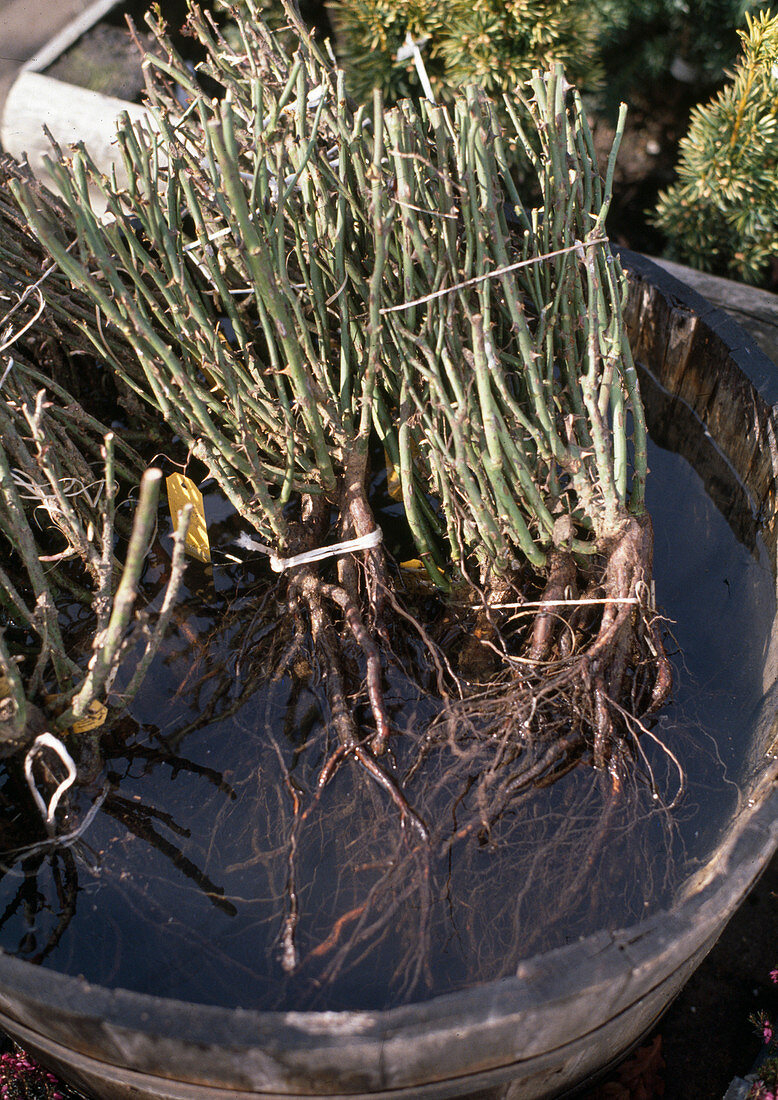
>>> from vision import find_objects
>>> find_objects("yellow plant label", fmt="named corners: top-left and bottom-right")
top-left (166, 473), bottom-right (211, 563)
top-left (400, 559), bottom-right (447, 581)
top-left (384, 448), bottom-right (403, 502)
top-left (71, 699), bottom-right (108, 735)
top-left (385, 438), bottom-right (424, 503)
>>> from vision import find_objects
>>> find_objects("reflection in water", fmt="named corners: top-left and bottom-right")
top-left (0, 430), bottom-right (773, 1012)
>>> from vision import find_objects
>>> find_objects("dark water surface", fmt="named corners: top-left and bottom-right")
top-left (0, 420), bottom-right (774, 1013)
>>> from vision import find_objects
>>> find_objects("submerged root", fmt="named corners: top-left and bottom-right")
top-left (273, 545), bottom-right (431, 978)
top-left (2, 491), bottom-right (680, 1007)
top-left (218, 506), bottom-right (677, 997)
top-left (414, 512), bottom-right (677, 852)
top-left (274, 508), bottom-right (675, 855)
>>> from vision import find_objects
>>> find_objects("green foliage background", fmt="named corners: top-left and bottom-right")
top-left (654, 8), bottom-right (778, 284)
top-left (328, 0), bottom-right (601, 107)
top-left (319, 0), bottom-right (768, 111)
top-left (596, 0), bottom-right (760, 107)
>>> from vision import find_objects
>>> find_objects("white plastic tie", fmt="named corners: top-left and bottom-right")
top-left (24, 732), bottom-right (78, 831)
top-left (236, 528), bottom-right (383, 572)
top-left (397, 33), bottom-right (436, 103)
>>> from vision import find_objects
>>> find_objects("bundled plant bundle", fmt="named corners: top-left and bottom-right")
top-left (11, 0), bottom-right (672, 876)
top-left (379, 71), bottom-right (672, 782)
top-left (654, 7), bottom-right (778, 285)
top-left (0, 160), bottom-right (189, 759)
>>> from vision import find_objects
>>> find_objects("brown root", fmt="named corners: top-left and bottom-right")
top-left (529, 548), bottom-right (578, 662)
top-left (87, 500), bottom-right (677, 1008)
top-left (456, 572), bottom-right (519, 680)
top-left (415, 510), bottom-right (676, 851)
top-left (274, 542), bottom-right (430, 976)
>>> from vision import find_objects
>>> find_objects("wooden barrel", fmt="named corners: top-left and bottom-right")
top-left (0, 254), bottom-right (776, 1099)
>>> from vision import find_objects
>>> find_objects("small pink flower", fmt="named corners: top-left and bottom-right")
top-left (770, 968), bottom-right (778, 984)
top-left (765, 1022), bottom-right (774, 1044)
top-left (0, 1045), bottom-right (68, 1097)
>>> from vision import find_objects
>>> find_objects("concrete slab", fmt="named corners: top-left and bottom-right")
top-left (0, 0), bottom-right (121, 126)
